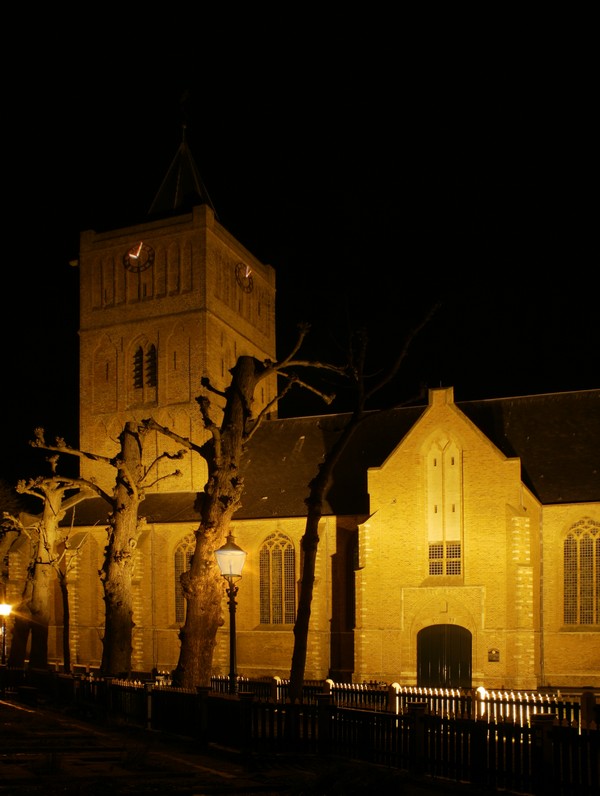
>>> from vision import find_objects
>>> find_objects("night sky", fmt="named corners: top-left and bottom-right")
top-left (2, 34), bottom-right (597, 484)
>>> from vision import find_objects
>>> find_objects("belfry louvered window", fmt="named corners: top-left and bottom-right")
top-left (132, 343), bottom-right (158, 399)
top-left (259, 532), bottom-right (296, 624)
top-left (564, 519), bottom-right (600, 625)
top-left (146, 344), bottom-right (157, 387)
top-left (133, 347), bottom-right (144, 389)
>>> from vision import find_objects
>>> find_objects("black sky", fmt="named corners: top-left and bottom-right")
top-left (2, 28), bottom-right (597, 483)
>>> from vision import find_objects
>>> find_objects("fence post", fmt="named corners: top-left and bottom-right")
top-left (580, 687), bottom-right (597, 729)
top-left (238, 691), bottom-right (255, 756)
top-left (388, 683), bottom-right (400, 713)
top-left (195, 686), bottom-right (210, 745)
top-left (145, 682), bottom-right (153, 730)
top-left (470, 714), bottom-right (488, 788)
top-left (103, 677), bottom-right (114, 722)
top-left (271, 676), bottom-right (279, 702)
top-left (317, 693), bottom-right (335, 756)
top-left (408, 701), bottom-right (428, 776)
top-left (530, 713), bottom-right (557, 796)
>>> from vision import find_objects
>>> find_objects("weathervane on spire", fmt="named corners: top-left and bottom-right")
top-left (148, 89), bottom-right (217, 219)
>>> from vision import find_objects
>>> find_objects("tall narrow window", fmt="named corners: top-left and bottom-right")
top-left (146, 344), bottom-right (157, 387)
top-left (427, 437), bottom-right (463, 576)
top-left (563, 518), bottom-right (600, 625)
top-left (174, 535), bottom-right (195, 624)
top-left (133, 347), bottom-right (144, 389)
top-left (131, 341), bottom-right (158, 404)
top-left (259, 532), bottom-right (296, 624)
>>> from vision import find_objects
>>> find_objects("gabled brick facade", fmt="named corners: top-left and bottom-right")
top-left (4, 190), bottom-right (599, 691)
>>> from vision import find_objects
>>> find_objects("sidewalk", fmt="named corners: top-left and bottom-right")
top-left (0, 696), bottom-right (478, 795)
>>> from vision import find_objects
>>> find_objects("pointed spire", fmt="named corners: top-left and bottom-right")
top-left (148, 125), bottom-right (218, 219)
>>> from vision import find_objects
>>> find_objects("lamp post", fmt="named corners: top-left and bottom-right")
top-left (215, 534), bottom-right (247, 694)
top-left (0, 603), bottom-right (12, 666)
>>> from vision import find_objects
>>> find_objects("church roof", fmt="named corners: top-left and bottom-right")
top-left (62, 388), bottom-right (599, 527)
top-left (459, 389), bottom-right (600, 505)
top-left (147, 125), bottom-right (217, 220)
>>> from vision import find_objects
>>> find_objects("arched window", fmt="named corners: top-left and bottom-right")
top-left (174, 535), bottom-right (195, 624)
top-left (427, 436), bottom-right (463, 576)
top-left (564, 518), bottom-right (600, 624)
top-left (259, 532), bottom-right (296, 624)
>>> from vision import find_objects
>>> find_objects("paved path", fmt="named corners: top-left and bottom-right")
top-left (0, 697), bottom-right (477, 795)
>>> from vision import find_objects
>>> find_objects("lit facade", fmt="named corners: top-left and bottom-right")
top-left (4, 188), bottom-right (599, 691)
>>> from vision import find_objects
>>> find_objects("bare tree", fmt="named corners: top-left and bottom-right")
top-left (157, 327), bottom-right (344, 689)
top-left (149, 313), bottom-right (434, 691)
top-left (27, 421), bottom-right (187, 676)
top-left (288, 306), bottom-right (439, 701)
top-left (3, 454), bottom-right (95, 669)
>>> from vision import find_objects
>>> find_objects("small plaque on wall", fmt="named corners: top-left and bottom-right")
top-left (488, 648), bottom-right (500, 662)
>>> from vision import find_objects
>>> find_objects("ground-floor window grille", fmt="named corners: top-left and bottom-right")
top-left (429, 542), bottom-right (462, 575)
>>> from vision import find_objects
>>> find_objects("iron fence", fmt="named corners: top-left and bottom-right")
top-left (1, 667), bottom-right (598, 796)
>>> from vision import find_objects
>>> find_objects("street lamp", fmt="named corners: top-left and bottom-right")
top-left (215, 534), bottom-right (247, 694)
top-left (0, 603), bottom-right (12, 666)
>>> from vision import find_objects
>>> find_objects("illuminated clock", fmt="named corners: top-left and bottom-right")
top-left (123, 241), bottom-right (155, 272)
top-left (235, 262), bottom-right (254, 293)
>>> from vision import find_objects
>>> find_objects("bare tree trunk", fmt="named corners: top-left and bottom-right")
top-left (28, 558), bottom-right (52, 668)
top-left (288, 310), bottom-right (436, 701)
top-left (8, 490), bottom-right (65, 670)
top-left (173, 356), bottom-right (259, 688)
top-left (174, 531), bottom-right (225, 687)
top-left (289, 507), bottom-right (321, 702)
top-left (289, 414), bottom-right (363, 702)
top-left (58, 572), bottom-right (71, 673)
top-left (100, 422), bottom-right (146, 677)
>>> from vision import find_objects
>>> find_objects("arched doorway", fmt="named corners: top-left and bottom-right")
top-left (417, 624), bottom-right (472, 688)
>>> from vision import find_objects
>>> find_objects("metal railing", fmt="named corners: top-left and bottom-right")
top-left (2, 667), bottom-right (598, 796)
top-left (209, 675), bottom-right (594, 729)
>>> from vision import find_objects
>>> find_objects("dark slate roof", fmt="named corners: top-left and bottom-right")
top-left (238, 407), bottom-right (425, 518)
top-left (239, 388), bottom-right (599, 517)
top-left (459, 389), bottom-right (600, 504)
top-left (61, 389), bottom-right (599, 527)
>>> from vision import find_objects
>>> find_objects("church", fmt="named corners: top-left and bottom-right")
top-left (5, 134), bottom-right (600, 691)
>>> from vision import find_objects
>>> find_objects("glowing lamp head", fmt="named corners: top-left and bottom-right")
top-left (215, 534), bottom-right (247, 580)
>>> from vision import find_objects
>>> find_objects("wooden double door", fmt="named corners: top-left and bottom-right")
top-left (417, 624), bottom-right (472, 689)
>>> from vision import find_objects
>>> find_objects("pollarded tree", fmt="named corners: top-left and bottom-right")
top-left (3, 453), bottom-right (97, 669)
top-left (29, 421), bottom-right (188, 676)
top-left (160, 327), bottom-right (344, 689)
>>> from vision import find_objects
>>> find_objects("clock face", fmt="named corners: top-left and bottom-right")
top-left (235, 262), bottom-right (254, 293)
top-left (123, 241), bottom-right (155, 272)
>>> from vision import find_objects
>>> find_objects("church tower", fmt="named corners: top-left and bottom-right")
top-left (76, 131), bottom-right (277, 492)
